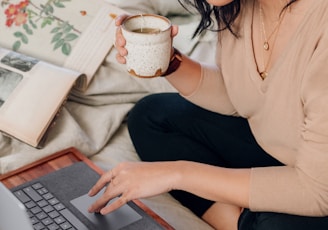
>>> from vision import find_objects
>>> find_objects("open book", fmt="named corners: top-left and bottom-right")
top-left (0, 0), bottom-right (127, 148)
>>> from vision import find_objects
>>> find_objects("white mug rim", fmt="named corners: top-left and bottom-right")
top-left (122, 14), bottom-right (172, 34)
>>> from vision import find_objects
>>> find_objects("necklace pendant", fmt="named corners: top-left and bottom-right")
top-left (260, 71), bottom-right (268, 79)
top-left (263, 42), bottom-right (269, 51)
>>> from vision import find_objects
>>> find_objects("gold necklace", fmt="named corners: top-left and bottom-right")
top-left (259, 6), bottom-right (281, 51)
top-left (259, 3), bottom-right (287, 79)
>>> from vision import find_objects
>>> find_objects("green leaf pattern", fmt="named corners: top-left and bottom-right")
top-left (2, 0), bottom-right (80, 56)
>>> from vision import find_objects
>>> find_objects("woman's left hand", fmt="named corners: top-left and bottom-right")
top-left (88, 161), bottom-right (179, 215)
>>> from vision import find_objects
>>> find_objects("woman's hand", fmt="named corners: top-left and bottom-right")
top-left (114, 14), bottom-right (179, 65)
top-left (114, 14), bottom-right (129, 64)
top-left (88, 161), bottom-right (179, 215)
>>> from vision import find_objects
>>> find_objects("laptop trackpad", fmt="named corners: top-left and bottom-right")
top-left (70, 188), bottom-right (142, 230)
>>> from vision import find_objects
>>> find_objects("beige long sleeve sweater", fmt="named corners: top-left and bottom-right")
top-left (186, 0), bottom-right (328, 216)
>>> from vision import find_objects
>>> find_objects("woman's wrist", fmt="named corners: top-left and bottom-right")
top-left (165, 161), bottom-right (185, 191)
top-left (161, 47), bottom-right (183, 77)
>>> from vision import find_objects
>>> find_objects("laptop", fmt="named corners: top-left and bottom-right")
top-left (0, 160), bottom-right (166, 230)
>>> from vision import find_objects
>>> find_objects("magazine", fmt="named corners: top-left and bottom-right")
top-left (0, 48), bottom-right (82, 148)
top-left (0, 0), bottom-right (127, 147)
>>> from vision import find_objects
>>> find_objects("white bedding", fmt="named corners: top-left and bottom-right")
top-left (0, 1), bottom-right (216, 229)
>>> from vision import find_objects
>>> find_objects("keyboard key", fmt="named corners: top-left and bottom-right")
top-left (49, 198), bottom-right (59, 205)
top-left (25, 200), bottom-right (36, 209)
top-left (48, 210), bottom-right (60, 219)
top-left (60, 221), bottom-right (72, 229)
top-left (41, 217), bottom-right (54, 226)
top-left (37, 199), bottom-right (48, 207)
top-left (59, 209), bottom-right (88, 230)
top-left (30, 216), bottom-right (39, 225)
top-left (37, 187), bottom-right (48, 195)
top-left (31, 206), bottom-right (42, 214)
top-left (54, 216), bottom-right (66, 225)
top-left (43, 205), bottom-right (54, 213)
top-left (54, 203), bottom-right (65, 211)
top-left (47, 223), bottom-right (60, 230)
top-left (23, 186), bottom-right (42, 202)
top-left (33, 222), bottom-right (45, 230)
top-left (32, 183), bottom-right (43, 190)
top-left (43, 193), bottom-right (54, 200)
top-left (14, 190), bottom-right (31, 203)
top-left (36, 211), bottom-right (47, 220)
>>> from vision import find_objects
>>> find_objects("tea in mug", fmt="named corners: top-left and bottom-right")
top-left (132, 28), bottom-right (161, 34)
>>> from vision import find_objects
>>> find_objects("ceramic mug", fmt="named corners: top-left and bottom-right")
top-left (121, 14), bottom-right (172, 78)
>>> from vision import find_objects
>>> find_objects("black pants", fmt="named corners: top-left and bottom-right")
top-left (127, 93), bottom-right (328, 230)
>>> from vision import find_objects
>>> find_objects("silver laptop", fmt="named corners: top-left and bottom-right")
top-left (0, 181), bottom-right (34, 230)
top-left (0, 162), bottom-right (165, 230)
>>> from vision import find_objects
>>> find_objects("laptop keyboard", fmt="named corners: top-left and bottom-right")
top-left (13, 182), bottom-right (88, 230)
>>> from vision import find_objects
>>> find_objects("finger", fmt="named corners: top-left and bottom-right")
top-left (88, 200), bottom-right (106, 213)
top-left (88, 181), bottom-right (122, 213)
top-left (115, 27), bottom-right (126, 47)
top-left (88, 192), bottom-right (111, 213)
top-left (114, 27), bottom-right (128, 60)
top-left (171, 25), bottom-right (179, 38)
top-left (88, 170), bottom-right (113, 196)
top-left (115, 14), bottom-right (130, 26)
top-left (100, 195), bottom-right (129, 215)
top-left (116, 52), bottom-right (127, 64)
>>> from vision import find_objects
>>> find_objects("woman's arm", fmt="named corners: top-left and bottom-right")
top-left (176, 161), bottom-right (250, 208)
top-left (165, 53), bottom-right (202, 96)
top-left (115, 14), bottom-right (236, 114)
top-left (88, 160), bottom-right (250, 215)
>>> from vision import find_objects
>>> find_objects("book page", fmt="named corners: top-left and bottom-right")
top-left (0, 48), bottom-right (82, 147)
top-left (0, 0), bottom-right (127, 91)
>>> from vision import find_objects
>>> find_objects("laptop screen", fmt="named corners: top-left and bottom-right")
top-left (0, 182), bottom-right (34, 230)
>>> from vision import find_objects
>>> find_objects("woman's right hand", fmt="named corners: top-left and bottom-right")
top-left (114, 14), bottom-right (129, 65)
top-left (114, 14), bottom-right (179, 65)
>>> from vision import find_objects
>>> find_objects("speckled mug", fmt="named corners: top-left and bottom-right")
top-left (121, 14), bottom-right (172, 78)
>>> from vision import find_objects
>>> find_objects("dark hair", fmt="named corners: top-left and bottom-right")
top-left (179, 0), bottom-right (297, 38)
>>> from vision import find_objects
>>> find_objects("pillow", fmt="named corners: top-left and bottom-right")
top-left (106, 0), bottom-right (190, 16)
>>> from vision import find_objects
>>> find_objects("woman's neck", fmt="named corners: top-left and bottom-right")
top-left (257, 0), bottom-right (290, 22)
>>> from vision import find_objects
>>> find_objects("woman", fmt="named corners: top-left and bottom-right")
top-left (88, 0), bottom-right (328, 229)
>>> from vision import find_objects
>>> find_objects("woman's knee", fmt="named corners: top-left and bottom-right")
top-left (129, 93), bottom-right (174, 121)
top-left (239, 210), bottom-right (328, 230)
top-left (128, 93), bottom-right (185, 134)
